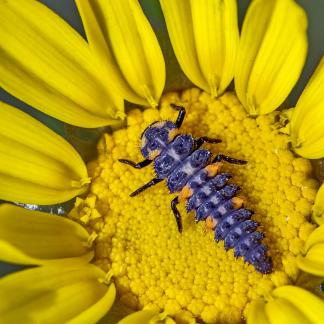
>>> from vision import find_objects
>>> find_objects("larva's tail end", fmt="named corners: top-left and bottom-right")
top-left (255, 258), bottom-right (273, 274)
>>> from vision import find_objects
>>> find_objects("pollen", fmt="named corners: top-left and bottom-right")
top-left (69, 88), bottom-right (318, 323)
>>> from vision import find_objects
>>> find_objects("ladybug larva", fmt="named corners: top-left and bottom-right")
top-left (119, 104), bottom-right (272, 274)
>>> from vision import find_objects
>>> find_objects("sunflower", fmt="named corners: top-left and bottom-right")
top-left (0, 0), bottom-right (324, 323)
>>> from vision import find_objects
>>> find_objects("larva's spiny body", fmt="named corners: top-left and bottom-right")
top-left (119, 105), bottom-right (272, 274)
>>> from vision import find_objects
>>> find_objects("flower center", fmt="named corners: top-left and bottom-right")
top-left (69, 88), bottom-right (318, 323)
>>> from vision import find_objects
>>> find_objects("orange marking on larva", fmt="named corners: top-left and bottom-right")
top-left (179, 185), bottom-right (193, 202)
top-left (205, 216), bottom-right (218, 232)
top-left (148, 150), bottom-right (161, 160)
top-left (205, 162), bottom-right (223, 177)
top-left (232, 196), bottom-right (244, 209)
top-left (168, 128), bottom-right (179, 142)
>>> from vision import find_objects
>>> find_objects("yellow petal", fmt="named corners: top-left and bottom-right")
top-left (191, 0), bottom-right (239, 97)
top-left (313, 184), bottom-right (324, 225)
top-left (272, 285), bottom-right (324, 324)
top-left (304, 224), bottom-right (324, 251)
top-left (298, 243), bottom-right (324, 276)
top-left (160, 0), bottom-right (206, 92)
top-left (117, 310), bottom-right (159, 324)
top-left (290, 57), bottom-right (324, 158)
top-left (160, 0), bottom-right (239, 97)
top-left (298, 224), bottom-right (324, 276)
top-left (67, 282), bottom-right (116, 324)
top-left (246, 298), bottom-right (270, 324)
top-left (235, 0), bottom-right (307, 115)
top-left (75, 0), bottom-right (147, 106)
top-left (81, 0), bottom-right (165, 107)
top-left (0, 102), bottom-right (90, 204)
top-left (0, 264), bottom-right (116, 323)
top-left (297, 256), bottom-right (324, 277)
top-left (265, 298), bottom-right (312, 324)
top-left (0, 0), bottom-right (124, 127)
top-left (0, 204), bottom-right (93, 265)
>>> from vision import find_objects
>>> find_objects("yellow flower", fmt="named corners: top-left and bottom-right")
top-left (0, 0), bottom-right (324, 323)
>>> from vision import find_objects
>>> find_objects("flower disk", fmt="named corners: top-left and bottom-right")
top-left (69, 88), bottom-right (318, 323)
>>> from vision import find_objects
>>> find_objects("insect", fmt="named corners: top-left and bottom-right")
top-left (119, 104), bottom-right (272, 274)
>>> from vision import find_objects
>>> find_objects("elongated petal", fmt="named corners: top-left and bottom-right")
top-left (290, 57), bottom-right (324, 158)
top-left (0, 264), bottom-right (116, 323)
top-left (106, 0), bottom-right (165, 106)
top-left (0, 102), bottom-right (90, 204)
top-left (297, 224), bottom-right (324, 276)
top-left (160, 0), bottom-right (206, 91)
top-left (247, 298), bottom-right (270, 324)
top-left (80, 0), bottom-right (165, 107)
top-left (67, 282), bottom-right (116, 324)
top-left (304, 224), bottom-right (324, 251)
top-left (0, 204), bottom-right (93, 265)
top-left (0, 0), bottom-right (123, 127)
top-left (312, 184), bottom-right (324, 225)
top-left (265, 298), bottom-right (311, 324)
top-left (76, 0), bottom-right (147, 105)
top-left (247, 292), bottom-right (321, 324)
top-left (272, 285), bottom-right (324, 324)
top-left (191, 0), bottom-right (239, 97)
top-left (297, 256), bottom-right (324, 277)
top-left (298, 243), bottom-right (324, 277)
top-left (235, 0), bottom-right (307, 115)
top-left (160, 0), bottom-right (239, 97)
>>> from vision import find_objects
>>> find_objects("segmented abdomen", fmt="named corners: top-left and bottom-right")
top-left (188, 175), bottom-right (272, 274)
top-left (154, 135), bottom-right (272, 274)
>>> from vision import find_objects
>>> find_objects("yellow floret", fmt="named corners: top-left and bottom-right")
top-left (69, 89), bottom-right (318, 323)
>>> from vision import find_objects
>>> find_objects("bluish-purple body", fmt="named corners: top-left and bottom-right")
top-left (140, 122), bottom-right (272, 274)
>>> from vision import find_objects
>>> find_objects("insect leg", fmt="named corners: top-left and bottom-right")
top-left (130, 178), bottom-right (163, 197)
top-left (195, 136), bottom-right (222, 149)
top-left (213, 154), bottom-right (247, 165)
top-left (171, 196), bottom-right (183, 233)
top-left (119, 158), bottom-right (152, 169)
top-left (170, 104), bottom-right (186, 128)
